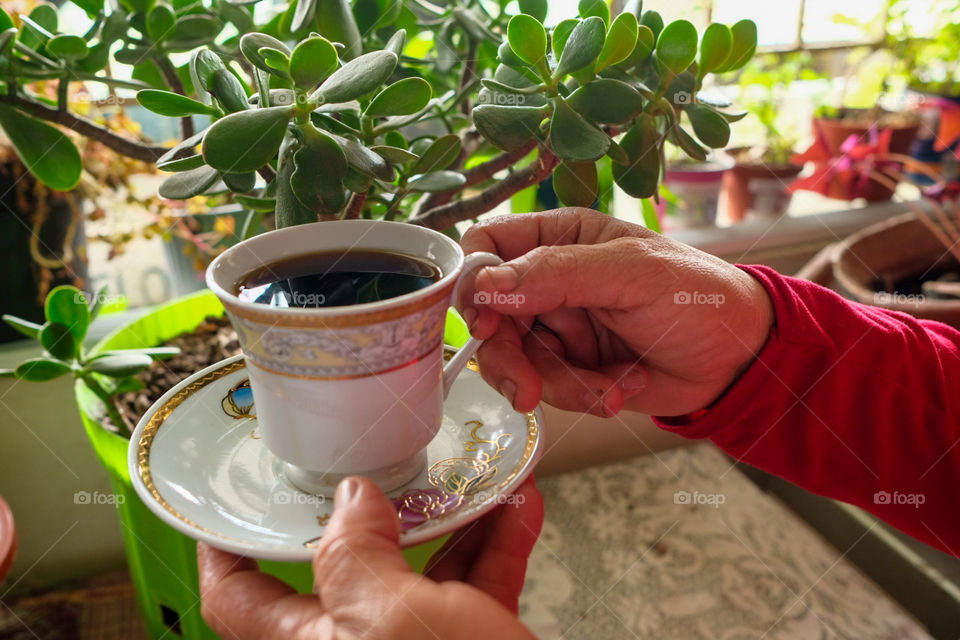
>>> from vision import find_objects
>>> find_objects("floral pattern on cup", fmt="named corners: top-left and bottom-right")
top-left (228, 298), bottom-right (448, 378)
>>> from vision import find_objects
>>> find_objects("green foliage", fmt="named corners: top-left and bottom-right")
top-left (0, 0), bottom-right (753, 228)
top-left (1, 286), bottom-right (179, 434)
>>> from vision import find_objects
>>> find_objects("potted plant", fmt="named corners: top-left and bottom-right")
top-left (0, 0), bottom-right (755, 635)
top-left (722, 53), bottom-right (816, 221)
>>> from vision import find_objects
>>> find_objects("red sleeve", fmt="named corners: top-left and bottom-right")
top-left (655, 264), bottom-right (960, 556)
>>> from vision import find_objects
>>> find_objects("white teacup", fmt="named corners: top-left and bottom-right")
top-left (206, 220), bottom-right (501, 496)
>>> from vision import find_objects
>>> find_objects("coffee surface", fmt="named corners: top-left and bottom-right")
top-left (236, 249), bottom-right (441, 308)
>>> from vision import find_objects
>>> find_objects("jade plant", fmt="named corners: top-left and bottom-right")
top-left (0, 0), bottom-right (756, 237)
top-left (0, 286), bottom-right (178, 434)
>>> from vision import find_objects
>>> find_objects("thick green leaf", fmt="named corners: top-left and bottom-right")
top-left (146, 3), bottom-right (176, 42)
top-left (451, 7), bottom-right (498, 43)
top-left (412, 134), bottom-right (460, 175)
top-left (370, 145), bottom-right (419, 164)
top-left (554, 161), bottom-right (598, 207)
top-left (497, 40), bottom-right (530, 71)
top-left (289, 36), bottom-right (338, 89)
top-left (0, 7), bottom-right (12, 33)
top-left (473, 104), bottom-right (544, 150)
top-left (87, 285), bottom-right (108, 322)
top-left (74, 41), bottom-right (110, 72)
top-left (203, 106), bottom-right (291, 172)
top-left (168, 14), bottom-right (220, 49)
top-left (290, 128), bottom-right (347, 213)
top-left (329, 133), bottom-right (395, 181)
top-left (639, 11), bottom-right (663, 40)
top-left (365, 77), bottom-right (431, 118)
top-left (315, 0), bottom-right (362, 60)
top-left (620, 24), bottom-right (654, 68)
top-left (566, 79), bottom-right (643, 124)
top-left (40, 322), bottom-right (76, 361)
top-left (408, 170), bottom-right (466, 192)
top-left (613, 115), bottom-right (660, 198)
top-left (507, 14), bottom-right (547, 67)
top-left (606, 138), bottom-right (629, 164)
top-left (137, 90), bottom-right (216, 117)
top-left (101, 9), bottom-right (128, 43)
top-left (240, 33), bottom-right (291, 76)
top-left (276, 139), bottom-right (318, 227)
top-left (2, 315), bottom-right (42, 340)
top-left (668, 125), bottom-right (707, 161)
top-left (70, 0), bottom-right (104, 17)
top-left (713, 19), bottom-right (756, 73)
top-left (47, 35), bottom-right (88, 62)
top-left (656, 19), bottom-right (697, 77)
top-left (85, 353), bottom-right (153, 377)
top-left (551, 19), bottom-right (578, 60)
top-left (698, 23), bottom-right (732, 78)
top-left (549, 98), bottom-right (610, 162)
top-left (223, 171), bottom-right (256, 192)
top-left (719, 109), bottom-right (748, 123)
top-left (235, 195), bottom-right (277, 212)
top-left (596, 12), bottom-right (638, 72)
top-left (578, 0), bottom-right (609, 25)
top-left (554, 17), bottom-right (606, 78)
top-left (291, 0), bottom-right (317, 33)
top-left (159, 165), bottom-right (220, 199)
top-left (156, 130), bottom-right (205, 168)
top-left (192, 48), bottom-right (225, 91)
top-left (212, 68), bottom-right (250, 113)
top-left (685, 104), bottom-right (730, 148)
top-left (259, 47), bottom-right (291, 74)
top-left (310, 50), bottom-right (397, 104)
top-left (0, 28), bottom-right (17, 56)
top-left (45, 286), bottom-right (89, 344)
top-left (518, 0), bottom-right (548, 23)
top-left (0, 106), bottom-right (81, 192)
top-left (16, 358), bottom-right (71, 382)
top-left (384, 28), bottom-right (406, 57)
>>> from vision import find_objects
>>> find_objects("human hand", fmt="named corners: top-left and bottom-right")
top-left (199, 475), bottom-right (542, 640)
top-left (459, 208), bottom-right (774, 417)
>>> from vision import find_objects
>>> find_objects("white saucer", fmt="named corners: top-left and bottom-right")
top-left (128, 348), bottom-right (544, 561)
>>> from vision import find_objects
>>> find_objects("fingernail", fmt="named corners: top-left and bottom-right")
top-left (462, 307), bottom-right (478, 332)
top-left (500, 379), bottom-right (518, 409)
top-left (620, 370), bottom-right (647, 398)
top-left (336, 477), bottom-right (361, 505)
top-left (482, 266), bottom-right (519, 292)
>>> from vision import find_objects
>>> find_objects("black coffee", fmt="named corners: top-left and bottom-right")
top-left (236, 249), bottom-right (441, 308)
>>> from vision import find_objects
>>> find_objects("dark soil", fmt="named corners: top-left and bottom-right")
top-left (114, 315), bottom-right (240, 432)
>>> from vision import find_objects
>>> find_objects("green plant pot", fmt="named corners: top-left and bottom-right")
top-left (76, 289), bottom-right (463, 638)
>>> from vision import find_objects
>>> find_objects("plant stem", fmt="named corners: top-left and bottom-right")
top-left (343, 188), bottom-right (367, 219)
top-left (412, 148), bottom-right (559, 230)
top-left (0, 94), bottom-right (168, 162)
top-left (414, 139), bottom-right (537, 215)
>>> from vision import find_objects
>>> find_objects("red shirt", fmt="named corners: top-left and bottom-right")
top-left (655, 265), bottom-right (960, 556)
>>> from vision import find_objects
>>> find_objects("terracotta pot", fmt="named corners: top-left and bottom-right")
top-left (813, 117), bottom-right (920, 202)
top-left (833, 213), bottom-right (960, 329)
top-left (0, 497), bottom-right (15, 584)
top-left (723, 162), bottom-right (803, 222)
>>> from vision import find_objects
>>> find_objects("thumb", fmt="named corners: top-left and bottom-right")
top-left (313, 477), bottom-right (411, 603)
top-left (474, 238), bottom-right (646, 315)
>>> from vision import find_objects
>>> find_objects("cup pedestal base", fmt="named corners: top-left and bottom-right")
top-left (283, 449), bottom-right (428, 497)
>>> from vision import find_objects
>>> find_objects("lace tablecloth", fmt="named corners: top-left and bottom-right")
top-left (519, 444), bottom-right (929, 639)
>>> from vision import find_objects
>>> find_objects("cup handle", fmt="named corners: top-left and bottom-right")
top-left (442, 251), bottom-right (504, 398)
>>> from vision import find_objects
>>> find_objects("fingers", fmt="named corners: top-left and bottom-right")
top-left (474, 316), bottom-right (542, 413)
top-left (198, 543), bottom-right (323, 640)
top-left (523, 328), bottom-right (624, 417)
top-left (474, 238), bottom-right (650, 317)
top-left (464, 476), bottom-right (544, 614)
top-left (312, 477), bottom-right (412, 608)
